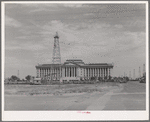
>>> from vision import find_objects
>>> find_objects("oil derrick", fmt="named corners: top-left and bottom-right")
top-left (133, 69), bottom-right (135, 80)
top-left (17, 70), bottom-right (19, 79)
top-left (143, 64), bottom-right (145, 77)
top-left (51, 32), bottom-right (61, 83)
top-left (52, 32), bottom-right (61, 64)
top-left (139, 67), bottom-right (141, 78)
top-left (129, 71), bottom-right (131, 80)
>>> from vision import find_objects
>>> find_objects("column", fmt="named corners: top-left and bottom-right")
top-left (36, 69), bottom-right (38, 77)
top-left (39, 69), bottom-right (41, 77)
top-left (43, 69), bottom-right (45, 76)
top-left (106, 68), bottom-right (108, 79)
top-left (107, 68), bottom-right (109, 79)
top-left (47, 68), bottom-right (49, 76)
top-left (44, 69), bottom-right (45, 77)
top-left (72, 67), bottom-right (73, 77)
top-left (72, 67), bottom-right (74, 77)
top-left (53, 68), bottom-right (55, 77)
top-left (93, 68), bottom-right (94, 77)
top-left (90, 68), bottom-right (92, 77)
top-left (66, 67), bottom-right (67, 77)
top-left (74, 67), bottom-right (77, 77)
top-left (68, 67), bottom-right (69, 77)
top-left (65, 67), bottom-right (66, 77)
top-left (75, 67), bottom-right (77, 77)
top-left (73, 67), bottom-right (75, 77)
top-left (41, 68), bottom-right (43, 77)
top-left (96, 68), bottom-right (97, 77)
top-left (105, 68), bottom-right (107, 78)
top-left (44, 69), bottom-right (46, 76)
top-left (71, 67), bottom-right (72, 77)
top-left (69, 67), bottom-right (70, 77)
top-left (105, 68), bottom-right (106, 78)
top-left (56, 68), bottom-right (58, 79)
top-left (101, 68), bottom-right (103, 79)
top-left (86, 68), bottom-right (87, 77)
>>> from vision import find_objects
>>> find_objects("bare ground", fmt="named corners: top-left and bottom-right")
top-left (4, 82), bottom-right (121, 110)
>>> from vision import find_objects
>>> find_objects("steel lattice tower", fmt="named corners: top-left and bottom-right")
top-left (52, 32), bottom-right (61, 64)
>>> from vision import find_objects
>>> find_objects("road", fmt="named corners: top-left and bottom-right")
top-left (4, 81), bottom-right (146, 111)
top-left (87, 81), bottom-right (146, 110)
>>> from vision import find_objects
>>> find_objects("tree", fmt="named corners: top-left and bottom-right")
top-left (91, 77), bottom-right (96, 81)
top-left (98, 77), bottom-right (103, 81)
top-left (25, 75), bottom-right (32, 81)
top-left (108, 75), bottom-right (112, 80)
top-left (10, 75), bottom-right (19, 81)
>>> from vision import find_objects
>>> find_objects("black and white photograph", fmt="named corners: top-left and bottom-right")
top-left (2, 1), bottom-right (149, 121)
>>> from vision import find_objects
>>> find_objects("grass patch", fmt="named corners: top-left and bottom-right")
top-left (5, 82), bottom-right (120, 95)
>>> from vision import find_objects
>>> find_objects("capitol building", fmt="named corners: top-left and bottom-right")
top-left (35, 32), bottom-right (113, 83)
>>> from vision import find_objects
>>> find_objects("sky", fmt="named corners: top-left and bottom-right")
top-left (4, 2), bottom-right (146, 79)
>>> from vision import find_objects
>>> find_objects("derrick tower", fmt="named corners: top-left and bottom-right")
top-left (52, 32), bottom-right (61, 64)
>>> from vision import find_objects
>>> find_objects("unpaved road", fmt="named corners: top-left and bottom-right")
top-left (4, 81), bottom-right (146, 110)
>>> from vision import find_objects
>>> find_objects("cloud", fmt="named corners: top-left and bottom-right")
top-left (4, 3), bottom-right (146, 78)
top-left (5, 15), bottom-right (22, 28)
top-left (5, 41), bottom-right (45, 51)
top-left (114, 24), bottom-right (123, 29)
top-left (63, 4), bottom-right (83, 8)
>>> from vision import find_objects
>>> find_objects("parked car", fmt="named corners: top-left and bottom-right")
top-left (139, 77), bottom-right (146, 83)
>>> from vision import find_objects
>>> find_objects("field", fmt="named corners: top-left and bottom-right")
top-left (4, 81), bottom-right (146, 111)
top-left (5, 82), bottom-right (122, 110)
top-left (5, 82), bottom-right (120, 96)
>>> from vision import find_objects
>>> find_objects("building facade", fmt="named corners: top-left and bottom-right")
top-left (35, 32), bottom-right (113, 82)
top-left (35, 59), bottom-right (113, 82)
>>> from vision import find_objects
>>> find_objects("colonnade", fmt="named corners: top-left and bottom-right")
top-left (36, 67), bottom-right (112, 79)
top-left (64, 67), bottom-right (77, 77)
top-left (37, 68), bottom-right (61, 78)
top-left (84, 68), bottom-right (111, 78)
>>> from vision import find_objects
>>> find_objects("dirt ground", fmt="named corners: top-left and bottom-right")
top-left (4, 82), bottom-right (122, 110)
top-left (4, 81), bottom-right (146, 111)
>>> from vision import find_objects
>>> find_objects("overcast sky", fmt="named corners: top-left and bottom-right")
top-left (4, 2), bottom-right (146, 79)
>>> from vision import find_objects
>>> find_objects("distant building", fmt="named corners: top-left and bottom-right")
top-left (35, 32), bottom-right (113, 82)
